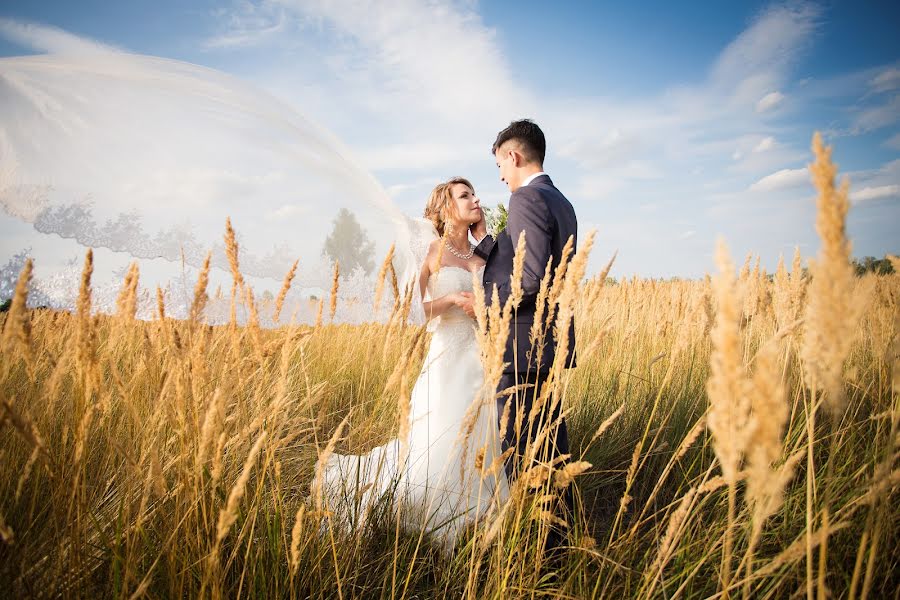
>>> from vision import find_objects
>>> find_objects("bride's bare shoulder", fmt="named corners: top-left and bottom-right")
top-left (423, 239), bottom-right (443, 273)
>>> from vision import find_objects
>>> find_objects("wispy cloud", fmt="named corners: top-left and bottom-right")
top-left (0, 18), bottom-right (120, 54)
top-left (710, 3), bottom-right (819, 91)
top-left (204, 2), bottom-right (288, 49)
top-left (851, 184), bottom-right (900, 203)
top-left (749, 167), bottom-right (808, 192)
top-left (206, 0), bottom-right (527, 173)
top-left (853, 94), bottom-right (900, 133)
top-left (753, 136), bottom-right (777, 153)
top-left (885, 132), bottom-right (900, 150)
top-left (847, 159), bottom-right (900, 205)
top-left (201, 0), bottom-right (832, 230)
top-left (756, 91), bottom-right (784, 113)
top-left (869, 67), bottom-right (900, 94)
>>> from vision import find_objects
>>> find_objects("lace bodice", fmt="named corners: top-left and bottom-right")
top-left (427, 266), bottom-right (483, 322)
top-left (425, 266), bottom-right (483, 348)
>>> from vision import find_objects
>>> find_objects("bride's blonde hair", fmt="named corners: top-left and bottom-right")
top-left (424, 177), bottom-right (474, 237)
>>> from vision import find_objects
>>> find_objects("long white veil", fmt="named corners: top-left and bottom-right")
top-left (0, 40), bottom-right (428, 324)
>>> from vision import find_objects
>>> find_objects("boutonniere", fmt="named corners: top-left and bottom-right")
top-left (483, 202), bottom-right (508, 237)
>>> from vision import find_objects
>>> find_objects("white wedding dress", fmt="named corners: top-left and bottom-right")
top-left (320, 265), bottom-right (509, 550)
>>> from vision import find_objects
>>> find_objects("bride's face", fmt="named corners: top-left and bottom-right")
top-left (448, 183), bottom-right (482, 226)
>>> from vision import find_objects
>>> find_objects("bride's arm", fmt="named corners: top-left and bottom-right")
top-left (419, 240), bottom-right (466, 321)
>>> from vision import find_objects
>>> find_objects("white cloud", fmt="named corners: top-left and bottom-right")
top-left (753, 136), bottom-right (776, 153)
top-left (853, 94), bottom-right (900, 133)
top-left (711, 3), bottom-right (819, 95)
top-left (846, 159), bottom-right (900, 206)
top-left (204, 3), bottom-right (288, 48)
top-left (558, 127), bottom-right (644, 169)
top-left (749, 167), bottom-right (808, 192)
top-left (870, 68), bottom-right (900, 94)
top-left (572, 174), bottom-right (626, 203)
top-left (756, 91), bottom-right (784, 113)
top-left (851, 185), bottom-right (900, 203)
top-left (885, 132), bottom-right (900, 150)
top-left (207, 0), bottom-right (527, 169)
top-left (0, 18), bottom-right (121, 54)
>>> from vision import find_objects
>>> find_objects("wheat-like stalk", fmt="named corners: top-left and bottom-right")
top-left (746, 339), bottom-right (796, 558)
top-left (648, 487), bottom-right (697, 586)
top-left (216, 430), bottom-right (267, 544)
top-left (508, 231), bottom-right (527, 310)
top-left (315, 298), bottom-right (324, 329)
top-left (329, 261), bottom-right (340, 322)
top-left (274, 259), bottom-right (299, 323)
top-left (224, 217), bottom-right (244, 289)
top-left (115, 262), bottom-right (140, 321)
top-left (189, 252), bottom-right (212, 324)
top-left (244, 286), bottom-right (265, 361)
top-left (1, 258), bottom-right (32, 357)
top-left (706, 238), bottom-right (752, 593)
top-left (197, 387), bottom-right (226, 474)
top-left (75, 249), bottom-right (96, 380)
top-left (373, 245), bottom-right (395, 313)
top-left (289, 503), bottom-right (307, 573)
top-left (156, 285), bottom-right (166, 321)
top-left (583, 403), bottom-right (625, 452)
top-left (553, 460), bottom-right (591, 489)
top-left (529, 254), bottom-right (555, 350)
top-left (0, 514), bottom-right (13, 544)
top-left (801, 133), bottom-right (870, 416)
top-left (706, 239), bottom-right (751, 485)
top-left (311, 416), bottom-right (349, 513)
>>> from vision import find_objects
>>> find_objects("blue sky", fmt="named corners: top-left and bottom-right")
top-left (1, 0), bottom-right (898, 282)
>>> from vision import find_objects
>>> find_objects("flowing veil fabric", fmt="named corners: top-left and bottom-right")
top-left (0, 32), bottom-right (510, 550)
top-left (0, 43), bottom-right (416, 317)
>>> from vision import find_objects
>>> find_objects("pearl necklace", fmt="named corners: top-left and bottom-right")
top-left (444, 238), bottom-right (475, 260)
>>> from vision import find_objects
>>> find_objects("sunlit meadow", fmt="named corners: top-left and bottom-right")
top-left (0, 135), bottom-right (897, 598)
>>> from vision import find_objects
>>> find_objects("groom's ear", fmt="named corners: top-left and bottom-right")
top-left (510, 148), bottom-right (524, 168)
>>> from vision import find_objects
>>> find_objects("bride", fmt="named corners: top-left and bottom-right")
top-left (319, 177), bottom-right (510, 550)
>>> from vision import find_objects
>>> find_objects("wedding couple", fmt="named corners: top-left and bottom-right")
top-left (322, 120), bottom-right (578, 552)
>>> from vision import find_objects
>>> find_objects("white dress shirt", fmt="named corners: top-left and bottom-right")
top-left (521, 171), bottom-right (547, 187)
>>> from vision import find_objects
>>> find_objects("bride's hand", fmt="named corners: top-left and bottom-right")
top-left (456, 291), bottom-right (476, 318)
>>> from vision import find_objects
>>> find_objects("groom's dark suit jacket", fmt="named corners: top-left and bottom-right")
top-left (474, 174), bottom-right (577, 375)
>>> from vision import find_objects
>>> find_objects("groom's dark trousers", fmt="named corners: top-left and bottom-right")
top-left (475, 174), bottom-right (578, 551)
top-left (495, 370), bottom-right (570, 482)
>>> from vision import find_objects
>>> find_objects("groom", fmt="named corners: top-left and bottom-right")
top-left (463, 119), bottom-right (577, 504)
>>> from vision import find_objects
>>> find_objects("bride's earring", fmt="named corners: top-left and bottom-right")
top-left (446, 221), bottom-right (455, 236)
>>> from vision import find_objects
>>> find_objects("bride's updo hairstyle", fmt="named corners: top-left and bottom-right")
top-left (424, 176), bottom-right (474, 237)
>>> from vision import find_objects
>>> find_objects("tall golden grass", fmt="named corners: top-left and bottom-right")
top-left (0, 135), bottom-right (897, 598)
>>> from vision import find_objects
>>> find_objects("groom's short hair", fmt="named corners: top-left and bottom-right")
top-left (492, 119), bottom-right (546, 166)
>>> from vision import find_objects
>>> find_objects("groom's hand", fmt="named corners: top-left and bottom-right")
top-left (457, 291), bottom-right (476, 318)
top-left (470, 214), bottom-right (487, 243)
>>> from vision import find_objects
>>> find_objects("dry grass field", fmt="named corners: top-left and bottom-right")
top-left (0, 135), bottom-right (897, 598)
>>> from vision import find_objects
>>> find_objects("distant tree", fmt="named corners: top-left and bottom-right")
top-left (851, 255), bottom-right (895, 276)
top-left (322, 208), bottom-right (375, 276)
